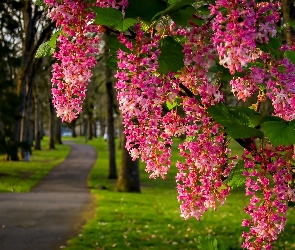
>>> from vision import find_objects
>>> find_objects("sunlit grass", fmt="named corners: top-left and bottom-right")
top-left (0, 137), bottom-right (70, 192)
top-left (66, 137), bottom-right (295, 250)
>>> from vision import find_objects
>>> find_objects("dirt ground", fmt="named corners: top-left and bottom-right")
top-left (0, 142), bottom-right (97, 250)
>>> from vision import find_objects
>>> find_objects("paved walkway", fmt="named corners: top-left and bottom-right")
top-left (0, 142), bottom-right (97, 250)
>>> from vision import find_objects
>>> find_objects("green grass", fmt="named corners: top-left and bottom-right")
top-left (0, 137), bottom-right (70, 192)
top-left (66, 137), bottom-right (295, 250)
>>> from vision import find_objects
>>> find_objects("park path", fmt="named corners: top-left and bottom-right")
top-left (0, 141), bottom-right (97, 250)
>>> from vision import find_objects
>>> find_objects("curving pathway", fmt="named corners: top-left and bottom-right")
top-left (0, 141), bottom-right (97, 250)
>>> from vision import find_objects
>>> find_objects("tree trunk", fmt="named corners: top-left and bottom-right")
top-left (282, 0), bottom-right (292, 45)
top-left (87, 112), bottom-right (93, 140)
top-left (92, 121), bottom-right (96, 138)
top-left (104, 35), bottom-right (117, 179)
top-left (71, 119), bottom-right (77, 137)
top-left (34, 88), bottom-right (41, 150)
top-left (54, 117), bottom-right (62, 144)
top-left (48, 100), bottom-right (55, 149)
top-left (116, 134), bottom-right (141, 192)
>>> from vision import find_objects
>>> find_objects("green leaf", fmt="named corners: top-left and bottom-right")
top-left (225, 125), bottom-right (264, 139)
top-left (257, 42), bottom-right (269, 53)
top-left (261, 121), bottom-right (295, 147)
top-left (158, 37), bottom-right (184, 74)
top-left (287, 20), bottom-right (295, 28)
top-left (207, 103), bottom-right (234, 127)
top-left (166, 97), bottom-right (181, 110)
top-left (35, 41), bottom-right (54, 58)
top-left (108, 35), bottom-right (132, 55)
top-left (170, 6), bottom-right (196, 26)
top-left (49, 30), bottom-right (61, 48)
top-left (35, 0), bottom-right (44, 6)
top-left (260, 115), bottom-right (285, 124)
top-left (125, 0), bottom-right (167, 22)
top-left (268, 37), bottom-right (282, 50)
top-left (229, 106), bottom-right (261, 127)
top-left (197, 236), bottom-right (219, 250)
top-left (225, 160), bottom-right (246, 189)
top-left (106, 56), bottom-right (118, 70)
top-left (285, 50), bottom-right (295, 65)
top-left (168, 0), bottom-right (179, 3)
top-left (92, 7), bottom-right (122, 27)
top-left (197, 5), bottom-right (210, 15)
top-left (114, 18), bottom-right (137, 32)
top-left (152, 0), bottom-right (195, 21)
top-left (209, 64), bottom-right (233, 81)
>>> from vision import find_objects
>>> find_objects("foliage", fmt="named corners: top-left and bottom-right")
top-left (41, 0), bottom-right (295, 249)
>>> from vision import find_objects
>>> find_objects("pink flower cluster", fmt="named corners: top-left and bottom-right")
top-left (211, 0), bottom-right (279, 74)
top-left (115, 25), bottom-right (179, 178)
top-left (176, 101), bottom-right (235, 220)
top-left (230, 56), bottom-right (295, 120)
top-left (44, 0), bottom-right (128, 122)
top-left (242, 146), bottom-right (294, 249)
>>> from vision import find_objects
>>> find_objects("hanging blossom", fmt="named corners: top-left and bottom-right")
top-left (44, 0), bottom-right (128, 122)
top-left (115, 24), bottom-right (181, 178)
top-left (175, 21), bottom-right (237, 220)
top-left (210, 0), bottom-right (279, 74)
top-left (241, 146), bottom-right (294, 250)
top-left (230, 54), bottom-right (295, 120)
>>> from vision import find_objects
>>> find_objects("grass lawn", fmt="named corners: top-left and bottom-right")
top-left (66, 137), bottom-right (295, 250)
top-left (0, 137), bottom-right (70, 192)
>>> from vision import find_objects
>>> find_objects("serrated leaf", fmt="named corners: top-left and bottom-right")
top-left (225, 160), bottom-right (246, 189)
top-left (106, 56), bottom-right (118, 70)
top-left (158, 37), bottom-right (184, 74)
top-left (170, 6), bottom-right (196, 26)
top-left (35, 41), bottom-right (54, 58)
top-left (261, 121), bottom-right (295, 147)
top-left (226, 125), bottom-right (264, 139)
top-left (229, 106), bottom-right (261, 127)
top-left (285, 50), bottom-right (295, 65)
top-left (125, 0), bottom-right (167, 22)
top-left (92, 7), bottom-right (122, 27)
top-left (207, 103), bottom-right (233, 127)
top-left (114, 18), bottom-right (137, 32)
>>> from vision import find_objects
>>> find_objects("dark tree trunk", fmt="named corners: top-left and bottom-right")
top-left (48, 100), bottom-right (55, 149)
top-left (104, 35), bottom-right (117, 179)
top-left (282, 0), bottom-right (292, 45)
top-left (106, 78), bottom-right (117, 179)
top-left (54, 117), bottom-right (62, 144)
top-left (34, 88), bottom-right (41, 150)
top-left (71, 119), bottom-right (77, 137)
top-left (87, 112), bottom-right (93, 140)
top-left (93, 121), bottom-right (97, 138)
top-left (116, 134), bottom-right (140, 193)
top-left (100, 117), bottom-right (105, 138)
